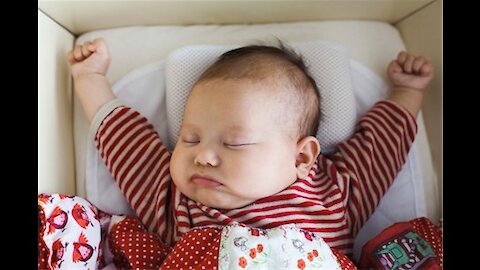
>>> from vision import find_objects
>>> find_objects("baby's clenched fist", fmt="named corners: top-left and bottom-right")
top-left (387, 51), bottom-right (434, 91)
top-left (67, 38), bottom-right (110, 78)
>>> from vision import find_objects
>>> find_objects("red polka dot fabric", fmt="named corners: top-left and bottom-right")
top-left (109, 221), bottom-right (357, 269)
top-left (331, 249), bottom-right (357, 270)
top-left (109, 223), bottom-right (223, 269)
top-left (161, 227), bottom-right (222, 269)
top-left (108, 216), bottom-right (171, 269)
top-left (411, 217), bottom-right (443, 268)
top-left (38, 208), bottom-right (49, 270)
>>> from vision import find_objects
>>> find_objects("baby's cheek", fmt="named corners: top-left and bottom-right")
top-left (170, 151), bottom-right (192, 195)
top-left (170, 159), bottom-right (182, 191)
top-left (170, 151), bottom-right (182, 182)
top-left (234, 161), bottom-right (276, 192)
top-left (170, 164), bottom-right (183, 188)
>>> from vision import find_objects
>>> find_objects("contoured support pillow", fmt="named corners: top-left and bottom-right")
top-left (165, 41), bottom-right (357, 154)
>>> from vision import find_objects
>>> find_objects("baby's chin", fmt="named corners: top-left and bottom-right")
top-left (172, 177), bottom-right (260, 210)
top-left (200, 200), bottom-right (255, 210)
top-left (190, 191), bottom-right (257, 210)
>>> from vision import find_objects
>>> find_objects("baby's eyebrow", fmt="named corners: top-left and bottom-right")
top-left (180, 123), bottom-right (199, 131)
top-left (225, 125), bottom-right (255, 134)
top-left (181, 123), bottom-right (255, 135)
top-left (227, 125), bottom-right (247, 131)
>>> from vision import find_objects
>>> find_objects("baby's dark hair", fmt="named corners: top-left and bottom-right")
top-left (196, 42), bottom-right (321, 139)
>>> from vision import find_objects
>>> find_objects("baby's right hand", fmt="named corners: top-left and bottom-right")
top-left (387, 51), bottom-right (433, 91)
top-left (67, 38), bottom-right (110, 79)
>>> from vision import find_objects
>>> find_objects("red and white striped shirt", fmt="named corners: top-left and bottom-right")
top-left (95, 100), bottom-right (417, 255)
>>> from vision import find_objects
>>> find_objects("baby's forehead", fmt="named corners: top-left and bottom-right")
top-left (189, 78), bottom-right (300, 132)
top-left (194, 74), bottom-right (293, 93)
top-left (190, 78), bottom-right (297, 112)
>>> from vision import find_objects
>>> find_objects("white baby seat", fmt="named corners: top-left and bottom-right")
top-left (84, 39), bottom-right (427, 260)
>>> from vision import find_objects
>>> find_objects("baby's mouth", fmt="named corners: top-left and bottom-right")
top-left (190, 174), bottom-right (223, 188)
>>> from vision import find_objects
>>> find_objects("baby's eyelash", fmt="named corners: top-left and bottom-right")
top-left (224, 143), bottom-right (255, 147)
top-left (182, 139), bottom-right (199, 144)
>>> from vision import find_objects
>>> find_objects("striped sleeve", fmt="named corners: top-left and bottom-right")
top-left (326, 100), bottom-right (418, 236)
top-left (94, 105), bottom-right (172, 242)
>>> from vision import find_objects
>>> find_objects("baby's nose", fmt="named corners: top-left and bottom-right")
top-left (194, 147), bottom-right (220, 167)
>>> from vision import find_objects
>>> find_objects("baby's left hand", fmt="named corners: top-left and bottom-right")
top-left (387, 51), bottom-right (434, 91)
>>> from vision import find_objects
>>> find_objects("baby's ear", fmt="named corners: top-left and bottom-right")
top-left (295, 136), bottom-right (321, 179)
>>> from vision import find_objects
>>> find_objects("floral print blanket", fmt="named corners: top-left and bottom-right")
top-left (39, 193), bottom-right (441, 270)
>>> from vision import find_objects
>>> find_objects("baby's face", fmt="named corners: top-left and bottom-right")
top-left (170, 79), bottom-right (298, 209)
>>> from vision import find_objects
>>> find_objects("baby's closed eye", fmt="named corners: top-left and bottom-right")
top-left (183, 140), bottom-right (200, 144)
top-left (223, 142), bottom-right (257, 149)
top-left (181, 135), bottom-right (200, 144)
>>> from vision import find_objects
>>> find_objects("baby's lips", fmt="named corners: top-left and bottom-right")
top-left (191, 175), bottom-right (222, 188)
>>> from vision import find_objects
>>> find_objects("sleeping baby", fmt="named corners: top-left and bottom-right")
top-left (39, 38), bottom-right (434, 269)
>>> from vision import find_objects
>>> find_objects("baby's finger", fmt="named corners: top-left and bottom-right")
top-left (404, 55), bottom-right (415, 73)
top-left (412, 57), bottom-right (426, 74)
top-left (73, 45), bottom-right (84, 61)
top-left (67, 51), bottom-right (76, 65)
top-left (397, 51), bottom-right (408, 65)
top-left (81, 41), bottom-right (93, 58)
top-left (420, 63), bottom-right (434, 77)
top-left (388, 60), bottom-right (403, 74)
top-left (90, 38), bottom-right (108, 55)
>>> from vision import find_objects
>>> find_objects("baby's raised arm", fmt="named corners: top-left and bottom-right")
top-left (67, 39), bottom-right (174, 242)
top-left (321, 52), bottom-right (434, 236)
top-left (68, 38), bottom-right (116, 122)
top-left (387, 51), bottom-right (434, 117)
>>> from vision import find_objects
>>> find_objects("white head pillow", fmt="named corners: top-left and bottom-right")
top-left (165, 41), bottom-right (357, 154)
